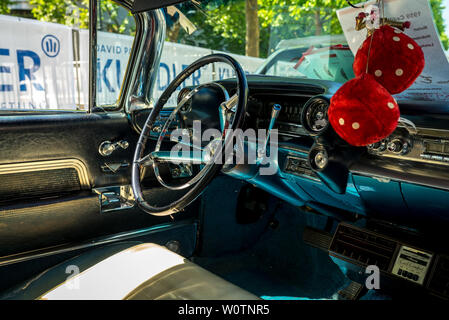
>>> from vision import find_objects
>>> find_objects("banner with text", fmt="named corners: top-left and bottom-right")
top-left (0, 15), bottom-right (75, 110)
top-left (0, 15), bottom-right (264, 110)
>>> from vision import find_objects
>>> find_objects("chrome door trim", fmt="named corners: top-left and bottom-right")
top-left (125, 9), bottom-right (166, 112)
top-left (89, 0), bottom-right (97, 112)
top-left (91, 1), bottom-right (166, 112)
top-left (0, 159), bottom-right (90, 188)
top-left (0, 220), bottom-right (196, 267)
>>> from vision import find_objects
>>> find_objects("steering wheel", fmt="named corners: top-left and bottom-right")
top-left (131, 54), bottom-right (249, 216)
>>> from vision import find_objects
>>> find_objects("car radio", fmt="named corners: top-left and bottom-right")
top-left (420, 138), bottom-right (449, 163)
top-left (367, 124), bottom-right (449, 166)
top-left (326, 223), bottom-right (449, 299)
top-left (391, 245), bottom-right (433, 285)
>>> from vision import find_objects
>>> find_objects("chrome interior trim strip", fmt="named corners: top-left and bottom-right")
top-left (88, 0), bottom-right (97, 112)
top-left (417, 127), bottom-right (449, 138)
top-left (0, 159), bottom-right (90, 188)
top-left (0, 221), bottom-right (196, 267)
top-left (381, 153), bottom-right (449, 167)
top-left (126, 9), bottom-right (166, 112)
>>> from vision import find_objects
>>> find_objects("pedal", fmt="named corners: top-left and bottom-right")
top-left (303, 227), bottom-right (332, 251)
top-left (337, 281), bottom-right (365, 300)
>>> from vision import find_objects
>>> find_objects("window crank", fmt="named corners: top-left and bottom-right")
top-left (99, 140), bottom-right (129, 156)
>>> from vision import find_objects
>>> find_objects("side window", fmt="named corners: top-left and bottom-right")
top-left (0, 0), bottom-right (135, 112)
top-left (95, 0), bottom-right (136, 106)
top-left (0, 0), bottom-right (90, 111)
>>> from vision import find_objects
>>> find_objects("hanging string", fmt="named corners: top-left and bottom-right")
top-left (365, 29), bottom-right (375, 73)
top-left (345, 0), bottom-right (364, 8)
top-left (365, 0), bottom-right (383, 73)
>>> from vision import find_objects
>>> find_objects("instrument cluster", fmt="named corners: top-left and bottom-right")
top-left (249, 95), bottom-right (331, 138)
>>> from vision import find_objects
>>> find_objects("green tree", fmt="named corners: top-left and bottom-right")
top-left (29, 0), bottom-right (89, 28)
top-left (175, 0), bottom-right (348, 57)
top-left (430, 0), bottom-right (449, 50)
top-left (246, 0), bottom-right (260, 57)
top-left (0, 0), bottom-right (10, 14)
top-left (175, 0), bottom-right (449, 57)
top-left (22, 0), bottom-right (449, 54)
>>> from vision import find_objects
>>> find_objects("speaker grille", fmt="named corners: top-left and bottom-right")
top-left (0, 168), bottom-right (81, 203)
top-left (330, 224), bottom-right (397, 271)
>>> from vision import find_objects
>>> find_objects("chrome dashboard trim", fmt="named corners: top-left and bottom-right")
top-left (416, 127), bottom-right (449, 138)
top-left (368, 125), bottom-right (449, 166)
top-left (380, 153), bottom-right (449, 167)
top-left (277, 121), bottom-right (303, 128)
top-left (350, 156), bottom-right (449, 191)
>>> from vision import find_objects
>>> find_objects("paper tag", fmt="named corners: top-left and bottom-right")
top-left (337, 0), bottom-right (449, 101)
top-left (365, 4), bottom-right (381, 30)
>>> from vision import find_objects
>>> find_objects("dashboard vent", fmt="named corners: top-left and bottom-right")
top-left (329, 224), bottom-right (398, 271)
top-left (428, 255), bottom-right (449, 298)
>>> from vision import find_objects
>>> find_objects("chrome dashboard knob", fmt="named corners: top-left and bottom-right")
top-left (368, 140), bottom-right (387, 152)
top-left (99, 140), bottom-right (129, 156)
top-left (387, 139), bottom-right (408, 154)
top-left (314, 150), bottom-right (328, 170)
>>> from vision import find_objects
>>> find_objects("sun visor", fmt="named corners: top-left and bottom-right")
top-left (132, 0), bottom-right (188, 13)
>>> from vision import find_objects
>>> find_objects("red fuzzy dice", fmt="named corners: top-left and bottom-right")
top-left (353, 25), bottom-right (425, 94)
top-left (328, 74), bottom-right (400, 146)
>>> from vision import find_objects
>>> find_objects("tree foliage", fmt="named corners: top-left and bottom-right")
top-left (28, 0), bottom-right (134, 34)
top-left (173, 0), bottom-right (449, 57)
top-left (0, 0), bottom-right (10, 14)
top-left (2, 0), bottom-right (448, 53)
top-left (29, 0), bottom-right (89, 28)
top-left (175, 0), bottom-right (348, 57)
top-left (430, 0), bottom-right (449, 50)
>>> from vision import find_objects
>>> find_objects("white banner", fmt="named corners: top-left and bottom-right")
top-left (0, 14), bottom-right (75, 110)
top-left (88, 37), bottom-right (264, 107)
top-left (1, 15), bottom-right (264, 110)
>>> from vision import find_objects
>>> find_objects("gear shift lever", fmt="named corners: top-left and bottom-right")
top-left (258, 104), bottom-right (281, 159)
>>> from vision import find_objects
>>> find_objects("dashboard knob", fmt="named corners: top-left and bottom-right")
top-left (368, 140), bottom-right (386, 152)
top-left (314, 150), bottom-right (329, 169)
top-left (387, 139), bottom-right (405, 154)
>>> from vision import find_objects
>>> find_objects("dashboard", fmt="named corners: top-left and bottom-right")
top-left (219, 76), bottom-right (449, 232)
top-left (140, 75), bottom-right (449, 232)
top-left (135, 74), bottom-right (449, 300)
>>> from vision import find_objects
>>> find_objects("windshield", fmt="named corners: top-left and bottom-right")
top-left (156, 0), bottom-right (449, 103)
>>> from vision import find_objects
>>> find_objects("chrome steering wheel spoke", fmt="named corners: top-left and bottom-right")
top-left (131, 53), bottom-right (248, 216)
top-left (219, 93), bottom-right (238, 132)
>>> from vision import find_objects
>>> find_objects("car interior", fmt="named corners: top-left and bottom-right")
top-left (0, 0), bottom-right (448, 300)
